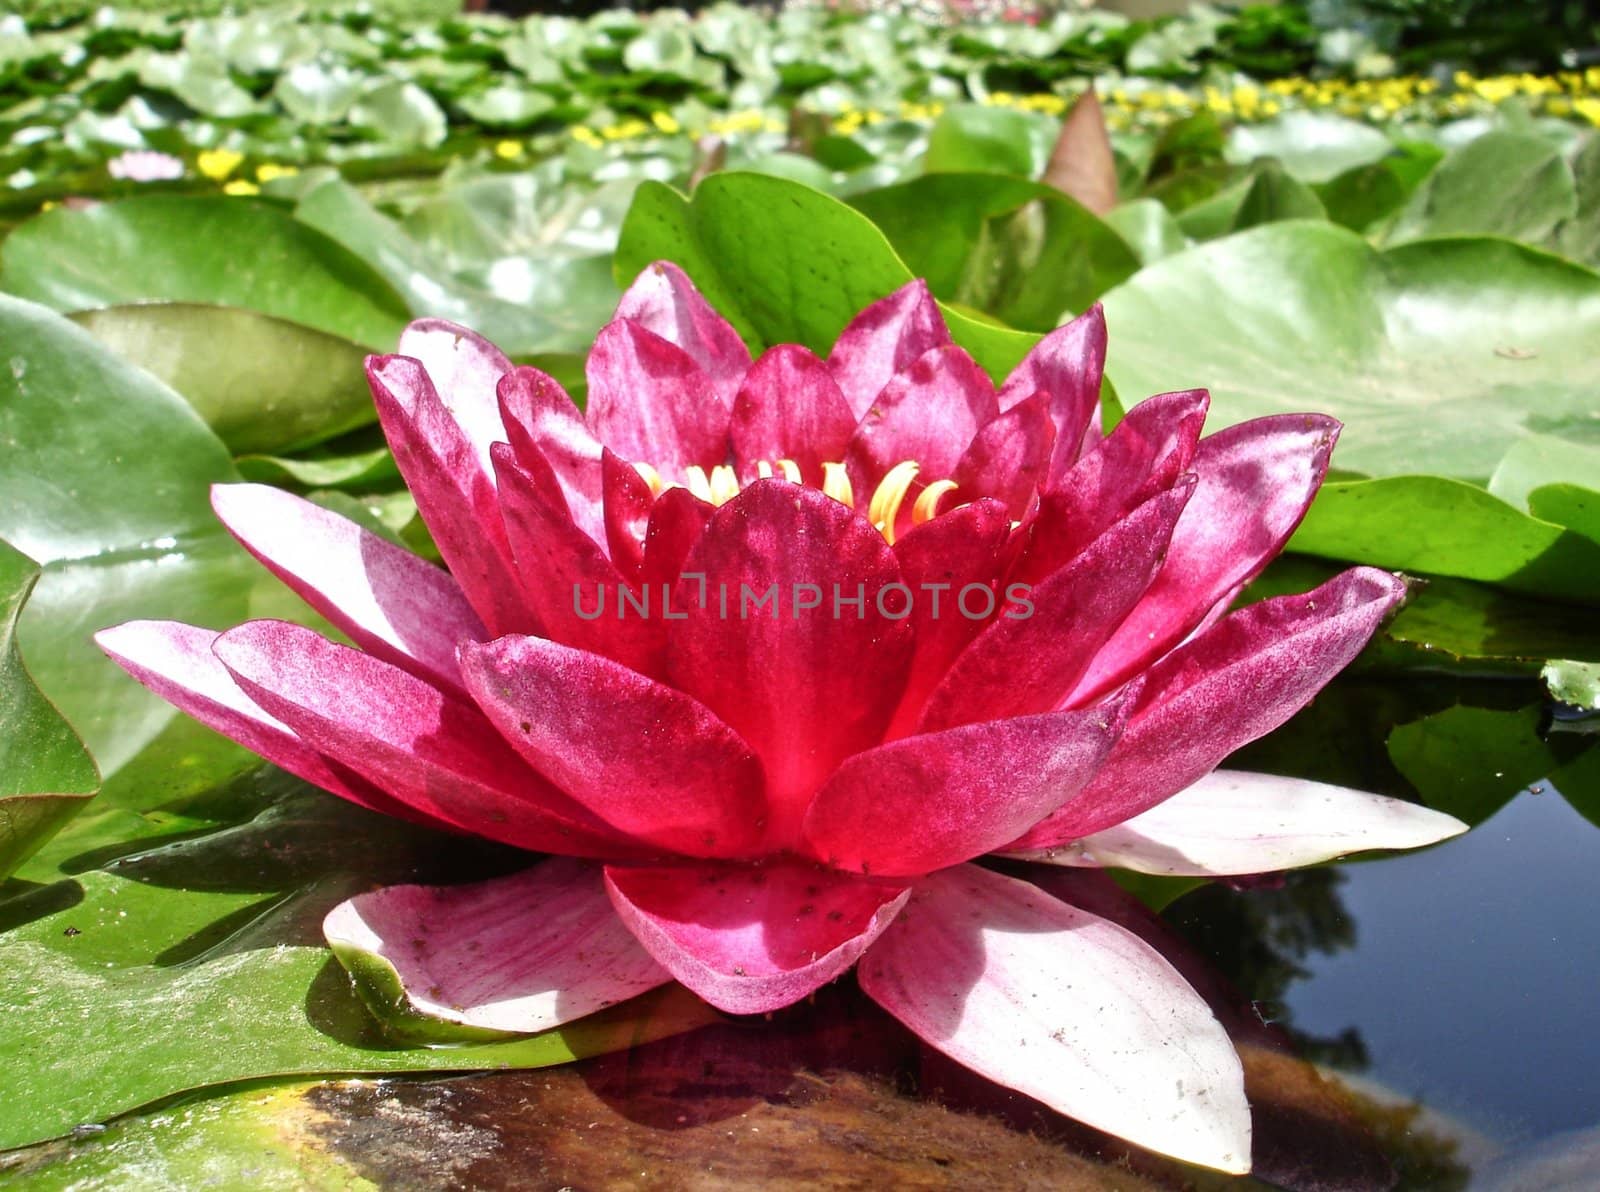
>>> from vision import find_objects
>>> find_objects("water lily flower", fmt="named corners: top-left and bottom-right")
top-left (97, 263), bottom-right (1465, 1174)
top-left (106, 150), bottom-right (184, 183)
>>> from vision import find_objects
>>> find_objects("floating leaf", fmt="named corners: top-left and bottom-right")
top-left (613, 173), bottom-right (1037, 380)
top-left (850, 173), bottom-right (1140, 331)
top-left (0, 539), bottom-right (98, 882)
top-left (1386, 131), bottom-right (1577, 246)
top-left (70, 304), bottom-right (374, 455)
top-left (1, 197), bottom-right (410, 350)
top-left (1102, 223), bottom-right (1600, 484)
top-left (1545, 659), bottom-right (1600, 711)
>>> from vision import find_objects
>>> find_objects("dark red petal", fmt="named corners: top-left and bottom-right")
top-left (213, 620), bottom-right (635, 857)
top-left (1068, 413), bottom-right (1339, 704)
top-left (1014, 566), bottom-right (1407, 846)
top-left (884, 499), bottom-right (1013, 739)
top-left (802, 700), bottom-right (1128, 876)
top-left (497, 365), bottom-right (606, 547)
top-left (952, 391), bottom-right (1057, 513)
top-left (368, 354), bottom-right (531, 636)
top-left (728, 344), bottom-right (856, 485)
top-left (1019, 387), bottom-right (1209, 584)
top-left (666, 481), bottom-right (913, 846)
top-left (640, 486), bottom-right (714, 593)
top-left (826, 278), bottom-right (951, 419)
top-left (460, 636), bottom-right (767, 859)
top-left (604, 858), bottom-right (910, 1014)
top-left (615, 261), bottom-right (752, 409)
top-left (997, 304), bottom-right (1106, 485)
top-left (586, 318), bottom-right (730, 478)
top-left (844, 344), bottom-right (999, 498)
top-left (493, 443), bottom-right (660, 676)
top-left (920, 481), bottom-right (1194, 732)
top-left (601, 448), bottom-right (653, 584)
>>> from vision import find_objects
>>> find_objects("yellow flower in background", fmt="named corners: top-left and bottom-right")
top-left (255, 163), bottom-right (299, 183)
top-left (494, 140), bottom-right (525, 160)
top-left (197, 148), bottom-right (244, 181)
top-left (222, 179), bottom-right (260, 196)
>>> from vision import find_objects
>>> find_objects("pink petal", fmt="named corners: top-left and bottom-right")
top-left (951, 392), bottom-right (1057, 515)
top-left (1018, 387), bottom-right (1209, 584)
top-left (324, 858), bottom-right (671, 1034)
top-left (919, 482), bottom-right (1194, 732)
top-left (1015, 769), bottom-right (1467, 876)
top-left (640, 486), bottom-right (714, 592)
top-left (498, 366), bottom-right (606, 547)
top-left (826, 279), bottom-right (951, 418)
top-left (1069, 413), bottom-right (1339, 704)
top-left (884, 499), bottom-right (1013, 739)
top-left (94, 620), bottom-right (418, 823)
top-left (858, 864), bottom-right (1251, 1174)
top-left (368, 354), bottom-right (530, 637)
top-left (213, 619), bottom-right (633, 857)
top-left (614, 261), bottom-right (752, 409)
top-left (601, 448), bottom-right (653, 583)
top-left (210, 483), bottom-right (485, 694)
top-left (802, 700), bottom-right (1128, 877)
top-left (728, 344), bottom-right (856, 485)
top-left (845, 345), bottom-right (999, 499)
top-left (666, 481), bottom-right (914, 846)
top-left (604, 857), bottom-right (911, 1014)
top-left (459, 635), bottom-right (767, 859)
top-left (996, 304), bottom-right (1106, 485)
top-left (585, 318), bottom-right (730, 479)
top-left (1017, 566), bottom-right (1408, 846)
top-left (493, 444), bottom-right (660, 676)
top-left (397, 318), bottom-right (513, 477)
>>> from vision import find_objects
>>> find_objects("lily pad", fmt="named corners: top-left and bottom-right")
top-left (1101, 222), bottom-right (1600, 484)
top-left (0, 196), bottom-right (410, 351)
top-left (1545, 659), bottom-right (1600, 711)
top-left (0, 774), bottom-right (715, 1152)
top-left (1225, 112), bottom-right (1394, 184)
top-left (613, 173), bottom-right (1038, 381)
top-left (849, 173), bottom-right (1140, 331)
top-left (0, 293), bottom-right (254, 780)
top-left (70, 304), bottom-right (375, 455)
top-left (0, 539), bottom-right (98, 882)
top-left (1385, 131), bottom-right (1577, 247)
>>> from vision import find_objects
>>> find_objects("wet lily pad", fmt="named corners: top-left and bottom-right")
top-left (613, 173), bottom-right (1039, 382)
top-left (0, 539), bottom-right (97, 882)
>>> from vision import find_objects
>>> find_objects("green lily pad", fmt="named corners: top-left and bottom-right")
top-left (0, 774), bottom-right (716, 1152)
top-left (1388, 703), bottom-right (1564, 825)
top-left (0, 539), bottom-right (98, 882)
top-left (1225, 112), bottom-right (1395, 184)
top-left (1545, 659), bottom-right (1600, 710)
top-left (923, 103), bottom-right (1045, 178)
top-left (0, 196), bottom-right (411, 351)
top-left (0, 293), bottom-right (258, 781)
top-left (849, 173), bottom-right (1140, 331)
top-left (1385, 131), bottom-right (1577, 247)
top-left (613, 173), bottom-right (1038, 382)
top-left (1101, 222), bottom-right (1600, 484)
top-left (1102, 198), bottom-right (1189, 265)
top-left (69, 304), bottom-right (375, 455)
top-left (1288, 477), bottom-right (1600, 605)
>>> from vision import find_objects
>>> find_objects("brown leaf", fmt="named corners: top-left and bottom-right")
top-left (1043, 88), bottom-right (1119, 216)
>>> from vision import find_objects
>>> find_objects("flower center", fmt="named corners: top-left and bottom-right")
top-left (632, 459), bottom-right (958, 545)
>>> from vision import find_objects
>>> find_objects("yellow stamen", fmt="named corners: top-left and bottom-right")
top-left (777, 458), bottom-right (802, 484)
top-left (709, 464), bottom-right (739, 505)
top-left (685, 465), bottom-right (714, 502)
top-left (756, 460), bottom-right (773, 479)
top-left (913, 478), bottom-right (959, 525)
top-left (821, 461), bottom-right (854, 506)
top-left (634, 462), bottom-right (665, 496)
top-left (867, 460), bottom-right (920, 545)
